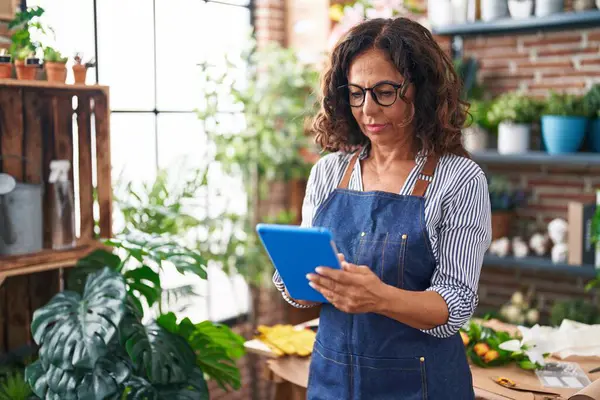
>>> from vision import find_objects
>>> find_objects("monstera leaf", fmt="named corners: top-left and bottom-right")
top-left (120, 313), bottom-right (196, 385)
top-left (26, 353), bottom-right (131, 400)
top-left (31, 267), bottom-right (127, 370)
top-left (121, 368), bottom-right (208, 400)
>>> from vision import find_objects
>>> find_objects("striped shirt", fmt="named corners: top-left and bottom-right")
top-left (273, 146), bottom-right (492, 338)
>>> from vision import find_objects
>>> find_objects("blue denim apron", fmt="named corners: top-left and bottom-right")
top-left (307, 151), bottom-right (474, 400)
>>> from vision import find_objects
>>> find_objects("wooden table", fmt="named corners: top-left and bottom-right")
top-left (244, 319), bottom-right (600, 400)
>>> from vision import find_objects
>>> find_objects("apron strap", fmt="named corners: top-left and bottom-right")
top-left (411, 155), bottom-right (439, 197)
top-left (338, 150), bottom-right (361, 189)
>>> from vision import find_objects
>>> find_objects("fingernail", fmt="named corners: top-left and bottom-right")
top-left (308, 282), bottom-right (315, 288)
top-left (306, 273), bottom-right (314, 280)
top-left (315, 267), bottom-right (323, 274)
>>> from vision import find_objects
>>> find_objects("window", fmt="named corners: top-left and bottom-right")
top-left (27, 0), bottom-right (254, 324)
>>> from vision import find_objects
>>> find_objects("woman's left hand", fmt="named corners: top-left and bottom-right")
top-left (307, 254), bottom-right (386, 314)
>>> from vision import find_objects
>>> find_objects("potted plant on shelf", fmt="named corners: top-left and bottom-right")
top-left (72, 52), bottom-right (96, 84)
top-left (535, 0), bottom-right (564, 16)
top-left (540, 92), bottom-right (588, 154)
top-left (13, 48), bottom-right (40, 80)
top-left (488, 174), bottom-right (527, 240)
top-left (487, 91), bottom-right (541, 154)
top-left (43, 46), bottom-right (68, 83)
top-left (0, 49), bottom-right (12, 79)
top-left (464, 99), bottom-right (492, 153)
top-left (583, 84), bottom-right (600, 152)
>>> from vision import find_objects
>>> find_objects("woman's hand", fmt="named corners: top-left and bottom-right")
top-left (307, 254), bottom-right (385, 314)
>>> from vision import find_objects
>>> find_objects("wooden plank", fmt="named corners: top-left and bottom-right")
top-left (0, 88), bottom-right (31, 351)
top-left (28, 270), bottom-right (60, 315)
top-left (94, 93), bottom-right (112, 238)
top-left (77, 96), bottom-right (94, 241)
top-left (0, 78), bottom-right (109, 92)
top-left (0, 87), bottom-right (24, 178)
top-left (41, 96), bottom-right (54, 248)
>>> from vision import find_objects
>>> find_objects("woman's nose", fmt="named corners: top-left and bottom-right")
top-left (362, 92), bottom-right (380, 115)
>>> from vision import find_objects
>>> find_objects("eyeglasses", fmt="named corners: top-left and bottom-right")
top-left (339, 81), bottom-right (409, 107)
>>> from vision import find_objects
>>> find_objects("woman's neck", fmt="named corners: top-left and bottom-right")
top-left (368, 138), bottom-right (419, 167)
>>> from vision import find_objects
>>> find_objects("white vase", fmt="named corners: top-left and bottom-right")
top-left (596, 0), bottom-right (600, 9)
top-left (508, 0), bottom-right (533, 18)
top-left (535, 0), bottom-right (564, 17)
top-left (451, 0), bottom-right (469, 23)
top-left (481, 0), bottom-right (509, 21)
top-left (463, 125), bottom-right (489, 153)
top-left (497, 121), bottom-right (530, 154)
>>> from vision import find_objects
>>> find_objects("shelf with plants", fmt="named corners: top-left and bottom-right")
top-left (483, 254), bottom-right (598, 278)
top-left (432, 9), bottom-right (600, 37)
top-left (472, 150), bottom-right (600, 166)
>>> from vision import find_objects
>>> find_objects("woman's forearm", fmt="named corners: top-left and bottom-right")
top-left (375, 284), bottom-right (449, 330)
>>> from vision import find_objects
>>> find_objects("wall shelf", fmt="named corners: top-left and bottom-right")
top-left (432, 10), bottom-right (600, 37)
top-left (484, 254), bottom-right (598, 278)
top-left (0, 241), bottom-right (105, 284)
top-left (471, 150), bottom-right (600, 167)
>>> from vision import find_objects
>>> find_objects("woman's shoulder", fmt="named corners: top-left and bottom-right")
top-left (434, 153), bottom-right (488, 196)
top-left (311, 150), bottom-right (356, 176)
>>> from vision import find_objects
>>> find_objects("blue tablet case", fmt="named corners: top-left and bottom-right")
top-left (256, 223), bottom-right (341, 303)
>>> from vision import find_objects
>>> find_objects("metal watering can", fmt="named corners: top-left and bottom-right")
top-left (0, 155), bottom-right (44, 256)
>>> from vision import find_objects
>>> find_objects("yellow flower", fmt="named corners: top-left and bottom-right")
top-left (460, 331), bottom-right (470, 347)
top-left (484, 350), bottom-right (500, 363)
top-left (473, 342), bottom-right (490, 357)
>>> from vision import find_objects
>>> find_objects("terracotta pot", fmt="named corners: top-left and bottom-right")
top-left (0, 63), bottom-right (11, 79)
top-left (15, 60), bottom-right (38, 80)
top-left (45, 61), bottom-right (67, 83)
top-left (72, 64), bottom-right (87, 84)
top-left (491, 210), bottom-right (514, 240)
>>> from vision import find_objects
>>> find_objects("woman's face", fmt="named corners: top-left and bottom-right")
top-left (347, 48), bottom-right (414, 145)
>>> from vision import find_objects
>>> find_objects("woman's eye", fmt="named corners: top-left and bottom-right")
top-left (350, 92), bottom-right (363, 98)
top-left (377, 91), bottom-right (394, 97)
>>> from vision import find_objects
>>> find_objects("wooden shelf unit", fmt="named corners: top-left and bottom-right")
top-left (0, 79), bottom-right (112, 353)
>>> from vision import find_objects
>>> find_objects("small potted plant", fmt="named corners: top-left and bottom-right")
top-left (487, 91), bottom-right (541, 154)
top-left (488, 174), bottom-right (527, 239)
top-left (43, 46), bottom-right (68, 83)
top-left (584, 84), bottom-right (600, 152)
top-left (463, 99), bottom-right (492, 153)
top-left (0, 49), bottom-right (12, 79)
top-left (13, 47), bottom-right (41, 80)
top-left (540, 92), bottom-right (588, 154)
top-left (72, 52), bottom-right (95, 84)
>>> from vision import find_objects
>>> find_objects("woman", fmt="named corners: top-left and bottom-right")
top-left (272, 16), bottom-right (491, 400)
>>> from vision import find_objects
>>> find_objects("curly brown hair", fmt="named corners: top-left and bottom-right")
top-left (312, 17), bottom-right (469, 158)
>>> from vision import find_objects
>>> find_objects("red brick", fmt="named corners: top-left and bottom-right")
top-left (528, 80), bottom-right (587, 90)
top-left (541, 69), bottom-right (600, 78)
top-left (586, 30), bottom-right (600, 42)
top-left (522, 32), bottom-right (583, 47)
top-left (581, 57), bottom-right (600, 66)
top-left (515, 59), bottom-right (574, 69)
top-left (537, 46), bottom-right (599, 57)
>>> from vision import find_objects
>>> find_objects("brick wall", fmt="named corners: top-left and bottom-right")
top-left (450, 25), bottom-right (600, 322)
top-left (464, 28), bottom-right (600, 97)
top-left (0, 20), bottom-right (10, 50)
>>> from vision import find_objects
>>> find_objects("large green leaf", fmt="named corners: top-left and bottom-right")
top-left (66, 249), bottom-right (123, 293)
top-left (155, 367), bottom-right (209, 400)
top-left (31, 268), bottom-right (127, 370)
top-left (157, 313), bottom-right (245, 391)
top-left (120, 314), bottom-right (196, 385)
top-left (26, 353), bottom-right (131, 400)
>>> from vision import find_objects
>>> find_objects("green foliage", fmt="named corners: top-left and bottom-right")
top-left (43, 46), bottom-right (67, 63)
top-left (453, 57), bottom-right (485, 102)
top-left (0, 370), bottom-right (33, 400)
top-left (114, 168), bottom-right (205, 236)
top-left (8, 6), bottom-right (49, 60)
top-left (487, 92), bottom-right (542, 126)
top-left (549, 299), bottom-right (600, 326)
top-left (542, 92), bottom-right (587, 117)
top-left (26, 268), bottom-right (213, 400)
top-left (197, 39), bottom-right (321, 184)
top-left (583, 84), bottom-right (600, 119)
top-left (466, 99), bottom-right (492, 130)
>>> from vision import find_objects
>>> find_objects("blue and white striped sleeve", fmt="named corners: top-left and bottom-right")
top-left (422, 172), bottom-right (492, 338)
top-left (272, 162), bottom-right (320, 308)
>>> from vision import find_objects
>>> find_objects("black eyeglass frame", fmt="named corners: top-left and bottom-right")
top-left (338, 80), bottom-right (410, 108)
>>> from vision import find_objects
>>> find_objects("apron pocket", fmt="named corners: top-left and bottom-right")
top-left (355, 233), bottom-right (408, 288)
top-left (353, 353), bottom-right (427, 400)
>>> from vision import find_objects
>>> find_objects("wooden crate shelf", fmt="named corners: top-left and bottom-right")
top-left (0, 80), bottom-right (112, 354)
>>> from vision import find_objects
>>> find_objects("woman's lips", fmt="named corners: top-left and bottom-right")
top-left (365, 124), bottom-right (388, 133)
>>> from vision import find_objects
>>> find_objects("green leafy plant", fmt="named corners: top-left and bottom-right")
top-left (466, 99), bottom-right (492, 130)
top-left (487, 92), bottom-right (542, 127)
top-left (0, 370), bottom-right (32, 400)
top-left (583, 84), bottom-right (600, 119)
top-left (542, 92), bottom-right (587, 117)
top-left (488, 175), bottom-right (527, 212)
top-left (550, 299), bottom-right (600, 326)
top-left (26, 267), bottom-right (212, 399)
top-left (43, 46), bottom-right (67, 63)
top-left (8, 6), bottom-right (50, 60)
